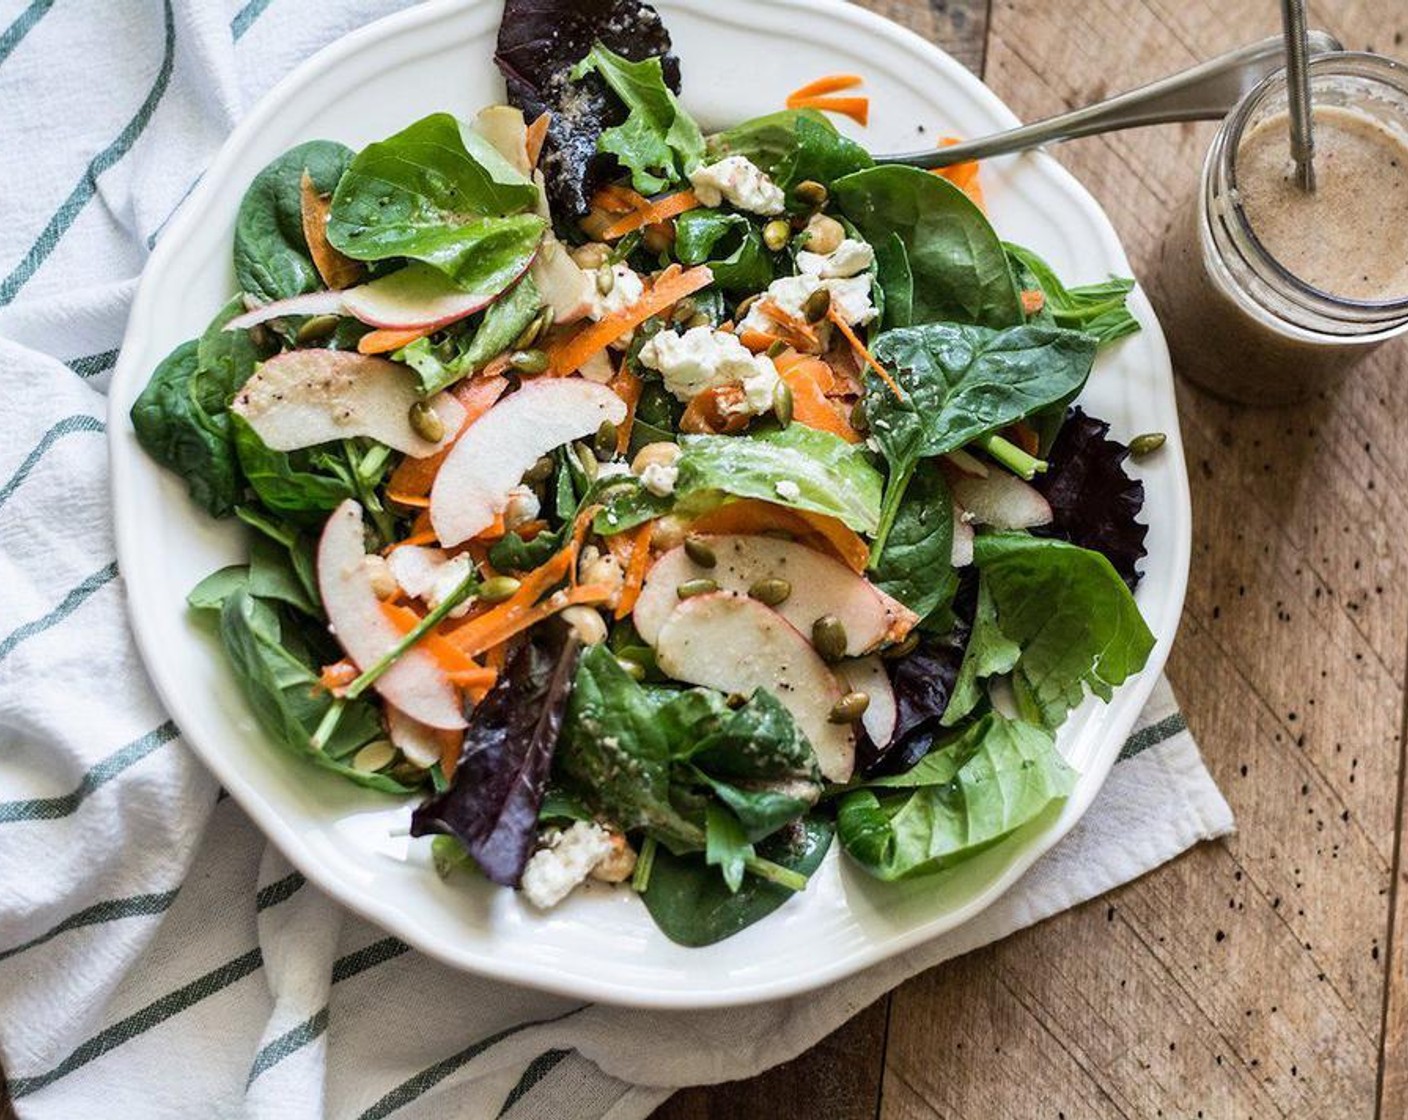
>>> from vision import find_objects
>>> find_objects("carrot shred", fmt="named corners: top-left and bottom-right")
top-left (358, 326), bottom-right (430, 356)
top-left (757, 299), bottom-right (821, 352)
top-left (776, 357), bottom-right (862, 443)
top-left (379, 601), bottom-right (486, 678)
top-left (525, 111), bottom-right (551, 169)
top-left (786, 73), bottom-right (864, 101)
top-left (933, 137), bottom-right (986, 210)
top-left (614, 519), bottom-right (656, 620)
top-left (299, 170), bottom-right (364, 290)
top-left (609, 362), bottom-right (643, 454)
top-left (686, 499), bottom-right (869, 573)
top-left (786, 95), bottom-right (869, 126)
top-left (599, 190), bottom-right (700, 241)
top-left (545, 264), bottom-right (713, 376)
top-left (318, 659), bottom-right (358, 694)
top-left (1021, 289), bottom-right (1046, 315)
top-left (383, 530), bottom-right (438, 554)
top-left (385, 374), bottom-right (508, 503)
top-left (828, 308), bottom-right (906, 401)
top-left (738, 329), bottom-right (789, 354)
top-left (593, 184), bottom-right (648, 214)
top-left (443, 584), bottom-right (613, 659)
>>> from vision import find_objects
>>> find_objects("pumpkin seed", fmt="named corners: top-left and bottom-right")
top-left (479, 575), bottom-right (522, 603)
top-left (597, 264), bottom-right (616, 295)
top-left (735, 293), bottom-right (760, 319)
top-left (671, 296), bottom-right (697, 324)
top-left (849, 399), bottom-right (869, 433)
top-left (509, 348), bottom-right (549, 375)
top-left (794, 179), bottom-right (829, 208)
top-left (677, 578), bottom-right (719, 599)
top-left (295, 314), bottom-right (340, 344)
top-left (773, 379), bottom-right (794, 428)
top-left (683, 536), bottom-right (717, 568)
top-left (766, 338), bottom-right (789, 359)
top-left (522, 454), bottom-right (555, 485)
top-left (408, 401), bottom-right (445, 442)
top-left (512, 306), bottom-right (553, 350)
top-left (811, 615), bottom-right (848, 662)
top-left (803, 287), bottom-right (832, 323)
top-left (828, 691), bottom-right (870, 724)
top-left (352, 739), bottom-right (397, 772)
top-left (616, 656), bottom-right (647, 681)
top-left (594, 419), bottom-right (619, 461)
top-left (881, 631), bottom-right (921, 660)
top-left (686, 312), bottom-right (711, 329)
top-left (725, 692), bottom-right (748, 709)
top-left (748, 577), bottom-right (792, 606)
top-left (1129, 432), bottom-right (1167, 457)
top-left (762, 219), bottom-right (791, 252)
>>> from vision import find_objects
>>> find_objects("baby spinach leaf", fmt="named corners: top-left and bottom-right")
top-left (592, 478), bottom-right (673, 536)
top-left (641, 816), bottom-right (833, 946)
top-left (234, 140), bottom-right (354, 303)
top-left (231, 416), bottom-right (355, 521)
top-left (1004, 242), bottom-right (1140, 346)
top-left (571, 43), bottom-right (705, 194)
top-left (218, 589), bottom-right (407, 793)
top-left (869, 458), bottom-right (955, 620)
top-left (709, 109), bottom-right (873, 209)
top-left (837, 712), bottom-right (1075, 881)
top-left (960, 533), bottom-right (1154, 729)
top-left (327, 113), bottom-right (545, 293)
top-left (496, 0), bottom-right (682, 217)
top-left (411, 632), bottom-right (582, 885)
top-left (705, 803), bottom-right (752, 893)
top-left (942, 580), bottom-right (1020, 726)
top-left (872, 231), bottom-right (914, 329)
top-left (676, 425), bottom-right (884, 534)
top-left (834, 165), bottom-right (1021, 329)
top-left (248, 532), bottom-right (320, 617)
top-left (187, 566), bottom-right (250, 613)
top-left (673, 209), bottom-right (773, 293)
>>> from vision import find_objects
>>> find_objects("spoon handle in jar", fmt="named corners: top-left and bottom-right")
top-left (1281, 0), bottom-right (1318, 191)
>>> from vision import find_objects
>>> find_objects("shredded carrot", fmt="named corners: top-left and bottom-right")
top-left (441, 732), bottom-right (463, 778)
top-left (472, 512), bottom-right (508, 542)
top-left (546, 264), bottom-right (713, 376)
top-left (786, 95), bottom-right (869, 126)
top-left (686, 499), bottom-right (869, 573)
top-left (609, 362), bottom-right (642, 454)
top-left (299, 170), bottom-right (364, 290)
top-left (933, 138), bottom-right (986, 210)
top-left (379, 601), bottom-right (494, 682)
top-left (525, 111), bottom-right (551, 169)
top-left (383, 530), bottom-right (438, 554)
top-left (738, 329), bottom-right (789, 354)
top-left (773, 348), bottom-right (838, 393)
top-left (828, 308), bottom-right (906, 401)
top-left (776, 357), bottom-right (862, 443)
top-left (593, 184), bottom-right (649, 214)
top-left (614, 519), bottom-right (656, 620)
top-left (786, 73), bottom-right (864, 101)
top-left (757, 299), bottom-right (821, 352)
top-left (599, 190), bottom-right (700, 241)
top-left (318, 659), bottom-right (357, 694)
top-left (444, 584), bottom-right (614, 660)
top-left (386, 374), bottom-right (508, 504)
top-left (358, 326), bottom-right (430, 356)
top-left (483, 642), bottom-right (508, 673)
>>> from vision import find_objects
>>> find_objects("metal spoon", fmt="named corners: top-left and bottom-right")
top-left (878, 31), bottom-right (1342, 169)
top-left (1281, 0), bottom-right (1317, 190)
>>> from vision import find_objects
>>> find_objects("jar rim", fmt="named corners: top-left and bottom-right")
top-left (1220, 51), bottom-right (1408, 318)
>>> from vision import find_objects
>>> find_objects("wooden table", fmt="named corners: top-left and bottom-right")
top-left (658, 1), bottom-right (1408, 1117)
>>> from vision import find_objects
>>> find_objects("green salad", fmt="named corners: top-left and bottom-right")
top-left (132, 0), bottom-right (1155, 945)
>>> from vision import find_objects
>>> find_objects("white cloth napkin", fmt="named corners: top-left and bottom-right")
top-left (0, 2), bottom-right (1234, 1117)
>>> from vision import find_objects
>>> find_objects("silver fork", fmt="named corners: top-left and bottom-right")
top-left (877, 31), bottom-right (1343, 169)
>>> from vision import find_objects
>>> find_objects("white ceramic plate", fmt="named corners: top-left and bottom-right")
top-left (109, 0), bottom-right (1191, 1008)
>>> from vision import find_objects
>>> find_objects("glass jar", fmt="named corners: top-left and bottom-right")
top-left (1152, 52), bottom-right (1408, 405)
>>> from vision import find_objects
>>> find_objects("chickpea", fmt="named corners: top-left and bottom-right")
top-left (804, 213), bottom-right (845, 255)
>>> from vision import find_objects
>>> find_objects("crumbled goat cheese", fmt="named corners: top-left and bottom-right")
top-left (426, 553), bottom-right (475, 618)
top-left (520, 822), bottom-right (616, 909)
top-left (594, 461), bottom-right (633, 481)
top-left (589, 263), bottom-right (646, 349)
top-left (824, 275), bottom-right (878, 327)
top-left (775, 479), bottom-right (802, 501)
top-left (688, 156), bottom-right (786, 215)
top-left (386, 546), bottom-right (474, 618)
top-left (639, 460), bottom-right (679, 497)
top-left (579, 350), bottom-right (616, 383)
top-left (738, 272), bottom-right (877, 335)
top-left (638, 326), bottom-right (781, 415)
top-left (796, 238), bottom-right (875, 280)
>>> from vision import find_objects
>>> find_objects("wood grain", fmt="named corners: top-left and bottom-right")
top-left (658, 0), bottom-right (1408, 1118)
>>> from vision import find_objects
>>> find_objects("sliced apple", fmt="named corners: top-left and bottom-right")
top-left (385, 704), bottom-right (463, 769)
top-left (225, 290), bottom-right (345, 331)
top-left (656, 591), bottom-right (854, 782)
top-left (471, 105), bottom-right (531, 177)
top-left (339, 262), bottom-right (501, 332)
top-left (317, 500), bottom-right (466, 730)
top-left (231, 350), bottom-right (466, 456)
top-left (951, 512), bottom-right (974, 568)
top-left (951, 472), bottom-right (1052, 530)
top-left (430, 378), bottom-right (626, 546)
top-left (837, 655), bottom-right (897, 750)
top-left (530, 233), bottom-right (596, 324)
top-left (634, 534), bottom-right (917, 656)
top-left (386, 544), bottom-right (452, 600)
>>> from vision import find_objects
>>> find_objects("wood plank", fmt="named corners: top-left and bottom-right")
top-left (1379, 703), bottom-right (1408, 1119)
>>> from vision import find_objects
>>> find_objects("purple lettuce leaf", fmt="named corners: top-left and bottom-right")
top-left (856, 628), bottom-right (969, 778)
top-left (1033, 407), bottom-right (1148, 589)
top-left (410, 631), bottom-right (582, 886)
top-left (495, 0), bottom-right (681, 217)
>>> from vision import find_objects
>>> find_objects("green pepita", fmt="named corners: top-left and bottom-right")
top-left (1129, 432), bottom-right (1167, 458)
top-left (812, 615), bottom-right (848, 662)
top-left (597, 264), bottom-right (616, 296)
top-left (828, 691), bottom-right (870, 724)
top-left (479, 575), bottom-right (522, 603)
top-left (766, 338), bottom-right (789, 359)
top-left (594, 419), bottom-right (619, 461)
top-left (803, 287), bottom-right (832, 324)
top-left (671, 296), bottom-right (698, 325)
top-left (408, 401), bottom-right (445, 443)
top-left (295, 314), bottom-right (340, 345)
top-left (772, 379), bottom-right (794, 428)
top-left (522, 454), bottom-right (555, 486)
top-left (794, 180), bottom-right (829, 209)
top-left (748, 577), bottom-right (792, 606)
top-left (512, 306), bottom-right (553, 350)
top-left (509, 348), bottom-right (549, 375)
top-left (352, 739), bottom-right (397, 772)
top-left (616, 656), bottom-right (647, 681)
top-left (881, 631), bottom-right (921, 660)
top-left (849, 399), bottom-right (870, 433)
top-left (683, 536), bottom-right (717, 568)
top-left (677, 578), bottom-right (719, 599)
top-left (762, 218), bottom-right (791, 252)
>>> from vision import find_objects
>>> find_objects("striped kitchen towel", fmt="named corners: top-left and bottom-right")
top-left (0, 2), bottom-right (1234, 1118)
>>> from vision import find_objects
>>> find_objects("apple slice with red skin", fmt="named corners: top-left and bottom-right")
top-left (634, 534), bottom-right (917, 656)
top-left (339, 262), bottom-right (504, 332)
top-left (317, 500), bottom-right (466, 730)
top-left (232, 349), bottom-right (465, 456)
top-left (430, 377), bottom-right (626, 546)
top-left (655, 591), bottom-right (855, 783)
top-left (838, 654), bottom-right (897, 750)
top-left (225, 290), bottom-right (345, 331)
